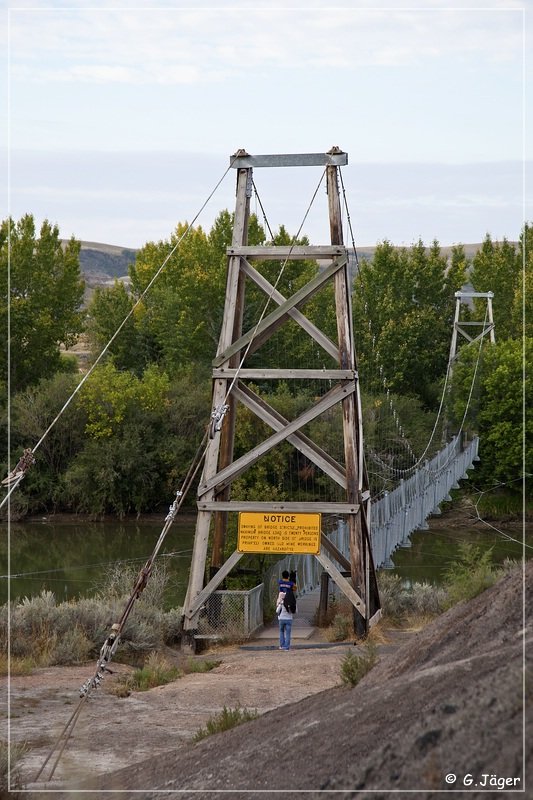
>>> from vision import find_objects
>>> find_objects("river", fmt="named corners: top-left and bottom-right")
top-left (0, 513), bottom-right (529, 607)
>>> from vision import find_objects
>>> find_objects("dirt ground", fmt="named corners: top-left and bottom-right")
top-left (5, 559), bottom-right (531, 799)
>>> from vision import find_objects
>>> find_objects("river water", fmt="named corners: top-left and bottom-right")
top-left (0, 514), bottom-right (529, 607)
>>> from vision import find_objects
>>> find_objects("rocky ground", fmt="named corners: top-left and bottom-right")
top-left (6, 560), bottom-right (530, 799)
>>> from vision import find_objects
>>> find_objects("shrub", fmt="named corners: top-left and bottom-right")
top-left (377, 573), bottom-right (447, 623)
top-left (185, 658), bottom-right (221, 674)
top-left (193, 706), bottom-right (259, 743)
top-left (114, 652), bottom-right (182, 695)
top-left (443, 542), bottom-right (497, 608)
top-left (0, 739), bottom-right (27, 797)
top-left (340, 642), bottom-right (378, 687)
top-left (1, 566), bottom-right (184, 668)
top-left (326, 613), bottom-right (352, 642)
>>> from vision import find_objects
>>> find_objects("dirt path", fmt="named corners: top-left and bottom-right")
top-left (7, 627), bottom-right (412, 790)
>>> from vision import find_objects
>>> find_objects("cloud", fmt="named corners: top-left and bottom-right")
top-left (8, 5), bottom-right (523, 87)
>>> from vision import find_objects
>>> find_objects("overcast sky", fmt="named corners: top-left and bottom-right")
top-left (3, 0), bottom-right (532, 249)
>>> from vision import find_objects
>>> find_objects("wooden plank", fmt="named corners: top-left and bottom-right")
top-left (230, 152), bottom-right (348, 168)
top-left (213, 368), bottom-right (355, 380)
top-left (368, 608), bottom-right (382, 628)
top-left (320, 532), bottom-right (352, 572)
top-left (315, 551), bottom-right (365, 614)
top-left (238, 258), bottom-right (339, 361)
top-left (213, 255), bottom-right (346, 367)
top-left (233, 381), bottom-right (347, 489)
top-left (198, 382), bottom-right (355, 496)
top-left (226, 245), bottom-right (345, 260)
top-left (197, 501), bottom-right (360, 513)
top-left (185, 549), bottom-right (245, 619)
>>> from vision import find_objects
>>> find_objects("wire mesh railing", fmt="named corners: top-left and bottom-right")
top-left (196, 583), bottom-right (264, 638)
top-left (264, 436), bottom-right (479, 600)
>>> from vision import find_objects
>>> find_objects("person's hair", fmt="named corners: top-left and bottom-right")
top-left (281, 570), bottom-right (289, 579)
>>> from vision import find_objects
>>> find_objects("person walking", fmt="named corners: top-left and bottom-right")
top-left (276, 588), bottom-right (296, 651)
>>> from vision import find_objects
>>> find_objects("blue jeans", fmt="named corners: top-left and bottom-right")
top-left (279, 619), bottom-right (292, 650)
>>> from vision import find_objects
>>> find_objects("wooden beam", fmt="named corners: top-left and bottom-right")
top-left (213, 368), bottom-right (355, 380)
top-left (213, 255), bottom-right (346, 367)
top-left (315, 551), bottom-right (365, 614)
top-left (198, 382), bottom-right (355, 496)
top-left (226, 245), bottom-right (346, 260)
top-left (230, 152), bottom-right (348, 168)
top-left (320, 532), bottom-right (352, 572)
top-left (197, 501), bottom-right (360, 513)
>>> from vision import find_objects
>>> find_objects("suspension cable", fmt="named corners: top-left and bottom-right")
top-left (1, 158), bottom-right (237, 512)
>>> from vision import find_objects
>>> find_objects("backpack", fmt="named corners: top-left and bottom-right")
top-left (284, 588), bottom-right (297, 614)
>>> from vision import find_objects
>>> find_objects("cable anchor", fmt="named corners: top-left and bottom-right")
top-left (1, 448), bottom-right (35, 487)
top-left (209, 403), bottom-right (229, 438)
top-left (165, 489), bottom-right (183, 522)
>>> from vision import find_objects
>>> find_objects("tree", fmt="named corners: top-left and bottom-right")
top-left (352, 239), bottom-right (467, 406)
top-left (0, 215), bottom-right (85, 393)
top-left (448, 338), bottom-right (531, 494)
top-left (470, 233), bottom-right (521, 340)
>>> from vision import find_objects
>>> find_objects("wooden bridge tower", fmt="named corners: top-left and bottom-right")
top-left (182, 148), bottom-right (380, 644)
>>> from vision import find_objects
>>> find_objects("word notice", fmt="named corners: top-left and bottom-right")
top-left (238, 512), bottom-right (321, 554)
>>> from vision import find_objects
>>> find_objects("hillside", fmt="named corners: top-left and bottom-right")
top-left (26, 561), bottom-right (530, 798)
top-left (74, 240), bottom-right (499, 288)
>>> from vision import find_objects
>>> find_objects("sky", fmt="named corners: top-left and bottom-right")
top-left (2, 0), bottom-right (532, 250)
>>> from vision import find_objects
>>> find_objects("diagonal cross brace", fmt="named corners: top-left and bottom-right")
top-left (198, 381), bottom-right (355, 497)
top-left (233, 381), bottom-right (347, 489)
top-left (213, 255), bottom-right (347, 367)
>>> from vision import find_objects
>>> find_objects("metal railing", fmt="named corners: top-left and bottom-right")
top-left (196, 583), bottom-right (264, 638)
top-left (264, 436), bottom-right (479, 601)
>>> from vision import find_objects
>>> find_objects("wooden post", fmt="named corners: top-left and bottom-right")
top-left (318, 571), bottom-right (329, 626)
top-left (210, 168), bottom-right (250, 574)
top-left (326, 156), bottom-right (366, 637)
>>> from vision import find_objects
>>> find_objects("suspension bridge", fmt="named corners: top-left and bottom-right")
top-left (2, 147), bottom-right (493, 784)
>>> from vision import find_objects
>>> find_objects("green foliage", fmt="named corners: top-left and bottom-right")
top-left (340, 643), bottom-right (378, 687)
top-left (377, 572), bottom-right (447, 622)
top-left (1, 565), bottom-right (184, 666)
top-left (352, 238), bottom-right (466, 406)
top-left (192, 705), bottom-right (259, 743)
top-left (117, 651), bottom-right (182, 693)
top-left (184, 657), bottom-right (221, 674)
top-left (326, 613), bottom-right (352, 642)
top-left (442, 542), bottom-right (498, 608)
top-left (0, 739), bottom-right (27, 797)
top-left (449, 337), bottom-right (531, 493)
top-left (0, 214), bottom-right (85, 393)
top-left (470, 233), bottom-right (521, 340)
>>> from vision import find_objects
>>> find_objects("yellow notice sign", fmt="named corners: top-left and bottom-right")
top-left (238, 512), bottom-right (321, 555)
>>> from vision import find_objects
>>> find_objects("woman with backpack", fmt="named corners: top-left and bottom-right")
top-left (276, 588), bottom-right (297, 651)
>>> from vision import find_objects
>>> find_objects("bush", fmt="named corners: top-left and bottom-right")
top-left (378, 573), bottom-right (447, 623)
top-left (0, 739), bottom-right (27, 797)
top-left (113, 652), bottom-right (182, 695)
top-left (443, 542), bottom-right (498, 608)
top-left (340, 643), bottom-right (378, 687)
top-left (1, 566), bottom-right (184, 668)
top-left (326, 613), bottom-right (352, 642)
top-left (193, 706), bottom-right (259, 743)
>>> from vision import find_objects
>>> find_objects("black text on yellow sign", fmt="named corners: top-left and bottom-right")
top-left (237, 512), bottom-right (321, 555)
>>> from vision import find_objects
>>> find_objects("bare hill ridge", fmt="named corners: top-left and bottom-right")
top-left (73, 240), bottom-right (501, 288)
top-left (39, 561), bottom-right (529, 799)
